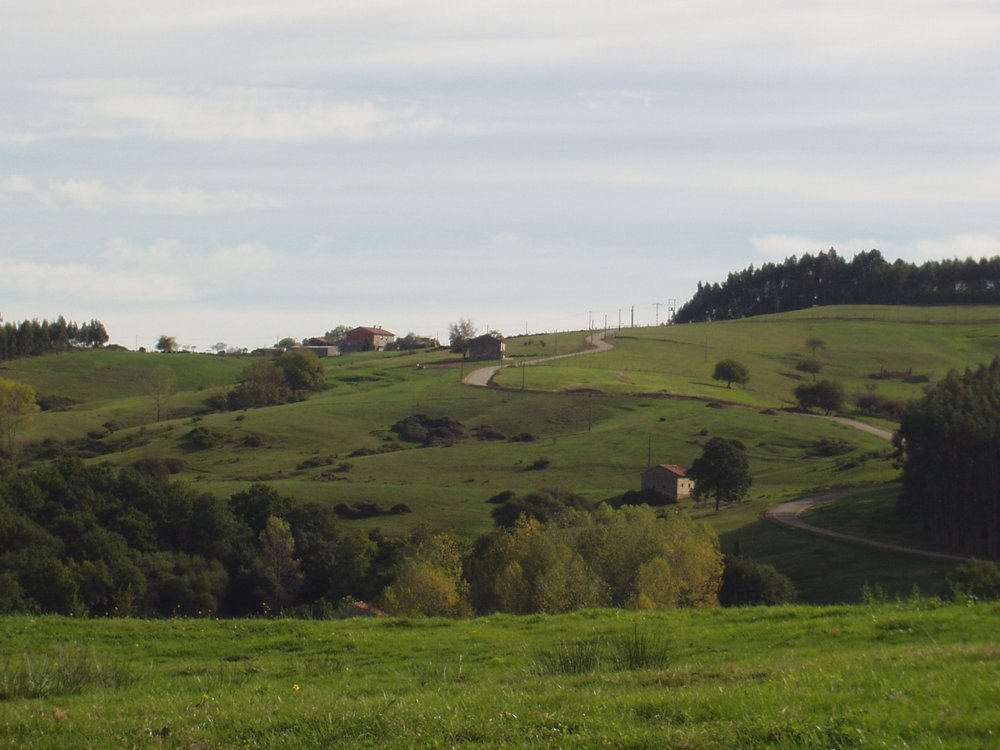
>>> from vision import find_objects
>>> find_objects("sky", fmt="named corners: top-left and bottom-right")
top-left (2, 1), bottom-right (1000, 351)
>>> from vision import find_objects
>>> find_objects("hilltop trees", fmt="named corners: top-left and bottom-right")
top-left (0, 317), bottom-right (108, 360)
top-left (688, 437), bottom-right (752, 512)
top-left (449, 318), bottom-right (477, 356)
top-left (897, 357), bottom-right (1000, 558)
top-left (224, 349), bottom-right (325, 409)
top-left (675, 250), bottom-right (1000, 322)
top-left (156, 335), bottom-right (179, 353)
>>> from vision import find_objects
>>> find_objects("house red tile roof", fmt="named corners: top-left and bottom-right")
top-left (654, 464), bottom-right (688, 477)
top-left (346, 326), bottom-right (395, 338)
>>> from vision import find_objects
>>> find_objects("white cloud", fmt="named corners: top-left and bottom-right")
top-left (208, 242), bottom-right (282, 273)
top-left (0, 257), bottom-right (193, 302)
top-left (1, 176), bottom-right (281, 213)
top-left (63, 84), bottom-right (447, 142)
top-left (0, 175), bottom-right (35, 195)
top-left (105, 238), bottom-right (283, 276)
top-left (49, 178), bottom-right (280, 213)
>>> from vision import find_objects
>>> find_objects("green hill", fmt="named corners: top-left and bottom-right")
top-left (6, 306), bottom-right (998, 601)
top-left (2, 602), bottom-right (999, 748)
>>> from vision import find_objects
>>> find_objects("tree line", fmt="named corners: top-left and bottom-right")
top-left (897, 357), bottom-right (1000, 558)
top-left (0, 316), bottom-right (109, 360)
top-left (675, 250), bottom-right (1000, 322)
top-left (0, 458), bottom-right (791, 618)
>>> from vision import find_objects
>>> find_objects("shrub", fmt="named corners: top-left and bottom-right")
top-left (794, 380), bottom-right (844, 414)
top-left (945, 559), bottom-right (1000, 601)
top-left (527, 456), bottom-right (551, 471)
top-left (808, 438), bottom-right (853, 457)
top-left (719, 554), bottom-right (796, 606)
top-left (391, 414), bottom-right (465, 445)
top-left (856, 393), bottom-right (907, 419)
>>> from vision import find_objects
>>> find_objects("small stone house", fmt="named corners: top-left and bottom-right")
top-left (467, 333), bottom-right (505, 361)
top-left (640, 464), bottom-right (694, 500)
top-left (344, 326), bottom-right (395, 352)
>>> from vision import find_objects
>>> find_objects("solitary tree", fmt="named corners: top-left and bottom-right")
top-left (806, 337), bottom-right (825, 355)
top-left (712, 359), bottom-right (750, 389)
top-left (258, 516), bottom-right (303, 614)
top-left (324, 325), bottom-right (350, 342)
top-left (148, 365), bottom-right (176, 422)
top-left (0, 378), bottom-right (39, 457)
top-left (794, 380), bottom-right (844, 414)
top-left (795, 356), bottom-right (824, 381)
top-left (155, 335), bottom-right (178, 353)
top-left (688, 437), bottom-right (752, 511)
top-left (448, 318), bottom-right (477, 356)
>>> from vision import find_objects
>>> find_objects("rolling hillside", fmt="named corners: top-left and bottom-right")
top-left (5, 306), bottom-right (997, 601)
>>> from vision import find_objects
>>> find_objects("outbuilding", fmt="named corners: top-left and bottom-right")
top-left (640, 464), bottom-right (694, 500)
top-left (343, 326), bottom-right (395, 352)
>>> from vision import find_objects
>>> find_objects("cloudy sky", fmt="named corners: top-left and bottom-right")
top-left (3, 1), bottom-right (1000, 350)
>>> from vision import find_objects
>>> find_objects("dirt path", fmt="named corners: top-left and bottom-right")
top-left (462, 329), bottom-right (613, 387)
top-left (463, 330), bottom-right (946, 560)
top-left (764, 484), bottom-right (969, 562)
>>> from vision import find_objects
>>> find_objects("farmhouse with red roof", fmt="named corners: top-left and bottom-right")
top-left (640, 464), bottom-right (694, 500)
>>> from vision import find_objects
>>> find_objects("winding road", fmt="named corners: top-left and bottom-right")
top-left (463, 327), bottom-right (956, 561)
top-left (462, 329), bottom-right (613, 387)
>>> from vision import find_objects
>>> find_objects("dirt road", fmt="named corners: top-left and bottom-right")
top-left (764, 484), bottom-right (968, 562)
top-left (462, 329), bottom-right (613, 387)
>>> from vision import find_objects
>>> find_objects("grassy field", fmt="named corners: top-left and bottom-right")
top-left (494, 304), bottom-right (1000, 407)
top-left (2, 603), bottom-right (999, 748)
top-left (6, 306), bottom-right (998, 601)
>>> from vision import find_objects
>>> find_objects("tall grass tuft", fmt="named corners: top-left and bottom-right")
top-left (610, 624), bottom-right (671, 670)
top-left (0, 650), bottom-right (133, 700)
top-left (531, 626), bottom-right (670, 675)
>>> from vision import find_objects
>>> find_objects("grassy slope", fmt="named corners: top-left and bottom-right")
top-left (7, 308), bottom-right (999, 601)
top-left (495, 304), bottom-right (1000, 406)
top-left (2, 604), bottom-right (999, 748)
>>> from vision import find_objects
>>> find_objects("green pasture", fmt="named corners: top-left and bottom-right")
top-left (494, 304), bottom-right (1000, 407)
top-left (2, 602), bottom-right (999, 748)
top-left (6, 306), bottom-right (998, 601)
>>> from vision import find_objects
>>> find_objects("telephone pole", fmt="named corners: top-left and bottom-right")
top-left (653, 302), bottom-right (663, 325)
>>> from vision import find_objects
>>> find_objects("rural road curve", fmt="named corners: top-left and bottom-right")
top-left (462, 329), bottom-right (613, 387)
top-left (462, 330), bottom-right (948, 560)
top-left (764, 485), bottom-right (969, 562)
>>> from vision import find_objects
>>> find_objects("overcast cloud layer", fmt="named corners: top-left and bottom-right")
top-left (3, 1), bottom-right (999, 350)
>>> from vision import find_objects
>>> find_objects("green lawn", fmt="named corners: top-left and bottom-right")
top-left (2, 603), bottom-right (998, 748)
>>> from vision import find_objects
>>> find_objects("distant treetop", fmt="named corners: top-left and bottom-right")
top-left (674, 250), bottom-right (1000, 322)
top-left (0, 316), bottom-right (109, 361)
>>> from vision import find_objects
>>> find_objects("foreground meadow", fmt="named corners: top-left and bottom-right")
top-left (2, 603), bottom-right (998, 748)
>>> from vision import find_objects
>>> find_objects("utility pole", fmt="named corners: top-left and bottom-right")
top-left (588, 311), bottom-right (593, 331)
top-left (653, 302), bottom-right (663, 326)
top-left (668, 298), bottom-right (676, 324)
top-left (630, 306), bottom-right (634, 328)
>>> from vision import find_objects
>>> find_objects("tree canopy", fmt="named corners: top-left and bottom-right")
top-left (794, 380), bottom-right (844, 414)
top-left (897, 357), bottom-right (1000, 558)
top-left (675, 250), bottom-right (1000, 322)
top-left (712, 359), bottom-right (749, 389)
top-left (688, 437), bottom-right (752, 511)
top-left (0, 379), bottom-right (39, 457)
top-left (0, 316), bottom-right (108, 360)
top-left (448, 318), bottom-right (477, 355)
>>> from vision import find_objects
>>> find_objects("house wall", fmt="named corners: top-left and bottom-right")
top-left (641, 467), bottom-right (693, 500)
